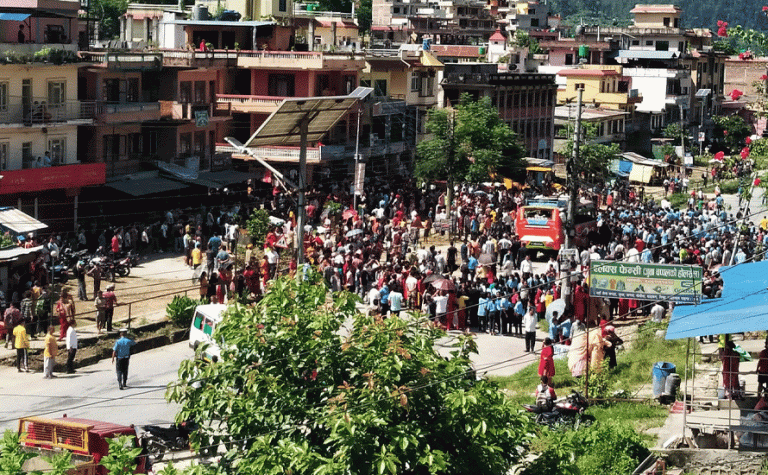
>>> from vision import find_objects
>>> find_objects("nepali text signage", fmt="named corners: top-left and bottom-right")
top-left (588, 260), bottom-right (702, 304)
top-left (0, 163), bottom-right (106, 195)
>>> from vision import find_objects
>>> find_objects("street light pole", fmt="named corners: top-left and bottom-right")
top-left (353, 105), bottom-right (362, 211)
top-left (563, 88), bottom-right (583, 305)
top-left (297, 115), bottom-right (309, 265)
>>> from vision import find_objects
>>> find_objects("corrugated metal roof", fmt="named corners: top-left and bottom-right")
top-left (0, 208), bottom-right (48, 235)
top-left (106, 177), bottom-right (188, 196)
top-left (617, 50), bottom-right (678, 60)
top-left (163, 19), bottom-right (274, 27)
top-left (0, 245), bottom-right (43, 264)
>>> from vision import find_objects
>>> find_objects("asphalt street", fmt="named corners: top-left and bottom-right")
top-left (0, 340), bottom-right (187, 433)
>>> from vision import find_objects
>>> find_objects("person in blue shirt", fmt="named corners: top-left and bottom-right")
top-left (379, 284), bottom-right (390, 316)
top-left (467, 255), bottom-right (478, 279)
top-left (559, 315), bottom-right (573, 343)
top-left (111, 328), bottom-right (136, 390)
top-left (477, 293), bottom-right (488, 333)
top-left (548, 311), bottom-right (560, 342)
top-left (500, 297), bottom-right (512, 335)
top-left (488, 298), bottom-right (500, 335)
top-left (513, 299), bottom-right (524, 336)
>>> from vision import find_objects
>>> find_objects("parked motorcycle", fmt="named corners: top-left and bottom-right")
top-left (523, 390), bottom-right (593, 429)
top-left (140, 420), bottom-right (198, 462)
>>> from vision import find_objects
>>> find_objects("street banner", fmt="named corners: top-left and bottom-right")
top-left (588, 260), bottom-right (702, 304)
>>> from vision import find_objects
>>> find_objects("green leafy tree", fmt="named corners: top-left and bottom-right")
top-left (167, 273), bottom-right (533, 474)
top-left (712, 115), bottom-right (751, 153)
top-left (662, 122), bottom-right (684, 146)
top-left (356, 0), bottom-right (372, 33)
top-left (98, 435), bottom-right (142, 475)
top-left (90, 0), bottom-right (129, 40)
top-left (562, 122), bottom-right (620, 182)
top-left (511, 31), bottom-right (542, 55)
top-left (246, 208), bottom-right (270, 248)
top-left (0, 430), bottom-right (73, 475)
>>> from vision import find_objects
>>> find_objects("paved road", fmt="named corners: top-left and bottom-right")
top-left (0, 341), bottom-right (187, 433)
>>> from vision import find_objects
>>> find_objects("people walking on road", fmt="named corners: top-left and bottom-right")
top-left (43, 325), bottom-right (57, 378)
top-left (87, 263), bottom-right (102, 298)
top-left (55, 288), bottom-right (75, 341)
top-left (20, 290), bottom-right (35, 340)
top-left (94, 290), bottom-right (106, 334)
top-left (102, 284), bottom-right (118, 332)
top-left (13, 320), bottom-right (29, 372)
top-left (65, 319), bottom-right (78, 374)
top-left (523, 306), bottom-right (537, 353)
top-left (112, 328), bottom-right (136, 390)
top-left (4, 301), bottom-right (21, 348)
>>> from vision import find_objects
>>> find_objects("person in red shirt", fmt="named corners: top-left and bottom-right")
top-left (111, 233), bottom-right (120, 255)
top-left (538, 338), bottom-right (555, 380)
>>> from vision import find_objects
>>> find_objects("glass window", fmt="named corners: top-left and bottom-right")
top-left (127, 78), bottom-right (139, 102)
top-left (0, 142), bottom-right (7, 170)
top-left (374, 79), bottom-right (387, 97)
top-left (48, 80), bottom-right (66, 106)
top-left (193, 313), bottom-right (203, 330)
top-left (194, 81), bottom-right (206, 103)
top-left (411, 74), bottom-right (420, 92)
top-left (48, 137), bottom-right (66, 164)
top-left (0, 82), bottom-right (8, 111)
top-left (180, 133), bottom-right (191, 155)
top-left (203, 319), bottom-right (214, 336)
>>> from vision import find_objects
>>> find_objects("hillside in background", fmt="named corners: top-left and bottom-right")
top-left (549, 0), bottom-right (768, 32)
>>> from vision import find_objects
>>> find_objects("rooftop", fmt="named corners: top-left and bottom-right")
top-left (489, 28), bottom-right (506, 42)
top-left (429, 45), bottom-right (483, 58)
top-left (558, 69), bottom-right (621, 77)
top-left (630, 4), bottom-right (682, 14)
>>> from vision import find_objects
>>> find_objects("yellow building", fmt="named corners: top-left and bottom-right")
top-left (0, 61), bottom-right (89, 171)
top-left (556, 66), bottom-right (642, 113)
top-left (630, 4), bottom-right (681, 29)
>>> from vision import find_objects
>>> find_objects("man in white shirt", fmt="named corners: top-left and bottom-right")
top-left (389, 287), bottom-right (404, 317)
top-left (520, 255), bottom-right (533, 276)
top-left (522, 307), bottom-right (537, 352)
top-left (65, 319), bottom-right (78, 374)
top-left (434, 292), bottom-right (448, 326)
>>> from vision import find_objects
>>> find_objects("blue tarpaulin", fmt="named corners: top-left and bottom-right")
top-left (0, 13), bottom-right (30, 21)
top-left (666, 260), bottom-right (768, 340)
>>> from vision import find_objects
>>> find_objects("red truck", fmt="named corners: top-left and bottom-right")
top-left (18, 416), bottom-right (149, 474)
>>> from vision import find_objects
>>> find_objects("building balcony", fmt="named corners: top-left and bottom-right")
top-left (593, 91), bottom-right (643, 106)
top-left (160, 49), bottom-right (239, 68)
top-left (236, 50), bottom-right (366, 70)
top-left (160, 102), bottom-right (216, 122)
top-left (0, 163), bottom-right (106, 195)
top-left (293, 4), bottom-right (354, 18)
top-left (0, 101), bottom-right (95, 128)
top-left (622, 67), bottom-right (686, 79)
top-left (216, 95), bottom-right (286, 114)
top-left (96, 102), bottom-right (161, 124)
top-left (80, 51), bottom-right (163, 71)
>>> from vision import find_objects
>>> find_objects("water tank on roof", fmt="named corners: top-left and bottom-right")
top-left (194, 4), bottom-right (209, 21)
top-left (578, 45), bottom-right (589, 58)
top-left (219, 9), bottom-right (241, 21)
top-left (575, 24), bottom-right (584, 36)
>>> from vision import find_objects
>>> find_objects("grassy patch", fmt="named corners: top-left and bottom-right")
top-left (668, 192), bottom-right (689, 209)
top-left (588, 401), bottom-right (668, 445)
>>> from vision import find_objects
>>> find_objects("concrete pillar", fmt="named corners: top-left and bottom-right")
top-left (331, 22), bottom-right (337, 48)
top-left (125, 15), bottom-right (134, 44)
top-left (143, 17), bottom-right (150, 42)
top-left (308, 21), bottom-right (315, 51)
top-left (151, 17), bottom-right (159, 45)
top-left (119, 16), bottom-right (126, 42)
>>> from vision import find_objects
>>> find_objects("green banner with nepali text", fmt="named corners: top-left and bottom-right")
top-left (588, 260), bottom-right (703, 304)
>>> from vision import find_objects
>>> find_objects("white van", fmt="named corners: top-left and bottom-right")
top-left (189, 304), bottom-right (227, 362)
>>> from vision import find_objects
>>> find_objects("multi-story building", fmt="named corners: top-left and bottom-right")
top-left (554, 106), bottom-right (627, 156)
top-left (0, 1), bottom-right (105, 223)
top-left (503, 1), bottom-right (550, 32)
top-left (440, 63), bottom-right (556, 159)
top-left (556, 67), bottom-right (642, 113)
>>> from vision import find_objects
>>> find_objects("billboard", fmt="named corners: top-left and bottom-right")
top-left (588, 260), bottom-right (703, 304)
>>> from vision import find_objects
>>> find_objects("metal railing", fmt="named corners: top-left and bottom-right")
top-left (0, 101), bottom-right (95, 126)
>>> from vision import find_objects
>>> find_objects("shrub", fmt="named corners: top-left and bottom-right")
top-left (246, 208), bottom-right (270, 248)
top-left (166, 295), bottom-right (198, 327)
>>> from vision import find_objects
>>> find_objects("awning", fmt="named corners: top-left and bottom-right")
top-left (0, 13), bottom-right (30, 21)
top-left (629, 163), bottom-right (654, 183)
top-left (0, 207), bottom-right (48, 235)
top-left (0, 245), bottom-right (43, 264)
top-left (176, 170), bottom-right (254, 189)
top-left (621, 152), bottom-right (668, 168)
top-left (667, 260), bottom-right (768, 339)
top-left (106, 177), bottom-right (188, 196)
top-left (527, 166), bottom-right (552, 172)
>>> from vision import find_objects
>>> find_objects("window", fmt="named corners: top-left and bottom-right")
top-left (632, 40), bottom-right (640, 46)
top-left (48, 80), bottom-right (66, 106)
top-left (655, 41), bottom-right (669, 51)
top-left (678, 41), bottom-right (684, 51)
top-left (194, 131), bottom-right (205, 155)
top-left (646, 40), bottom-right (653, 46)
top-left (393, 7), bottom-right (400, 13)
top-left (203, 318), bottom-right (214, 336)
top-left (411, 73), bottom-right (420, 92)
top-left (575, 82), bottom-right (585, 90)
top-left (194, 81), bottom-right (206, 103)
top-left (193, 313), bottom-right (203, 330)
top-left (360, 79), bottom-right (371, 88)
top-left (0, 142), bottom-right (7, 170)
top-left (663, 17), bottom-right (670, 26)
top-left (48, 137), bottom-right (66, 165)
top-left (179, 82), bottom-right (192, 102)
top-left (279, 0), bottom-right (286, 12)
top-left (565, 53), bottom-right (573, 65)
top-left (530, 18), bottom-right (539, 27)
top-left (22, 142), bottom-right (31, 165)
top-left (343, 76), bottom-right (356, 94)
top-left (104, 134), bottom-right (119, 161)
top-left (268, 74), bottom-right (295, 96)
top-left (0, 82), bottom-right (8, 112)
top-left (180, 133), bottom-right (191, 155)
top-left (127, 78), bottom-right (139, 102)
top-left (374, 79), bottom-right (387, 97)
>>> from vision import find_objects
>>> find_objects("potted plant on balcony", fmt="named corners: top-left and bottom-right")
top-left (0, 232), bottom-right (15, 250)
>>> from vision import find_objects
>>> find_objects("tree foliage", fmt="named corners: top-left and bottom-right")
top-left (415, 94), bottom-right (526, 185)
top-left (167, 273), bottom-right (533, 474)
top-left (0, 430), bottom-right (73, 475)
top-left (712, 115), bottom-right (751, 153)
top-left (246, 208), bottom-right (270, 248)
top-left (90, 0), bottom-right (129, 40)
top-left (562, 123), bottom-right (620, 182)
top-left (356, 0), bottom-right (372, 33)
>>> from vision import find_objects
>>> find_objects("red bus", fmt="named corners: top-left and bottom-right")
top-left (515, 197), bottom-right (596, 253)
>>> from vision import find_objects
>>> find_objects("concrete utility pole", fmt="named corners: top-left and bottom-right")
top-left (563, 87), bottom-right (583, 302)
top-left (297, 116), bottom-right (309, 265)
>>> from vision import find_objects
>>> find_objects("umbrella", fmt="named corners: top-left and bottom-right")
top-left (432, 279), bottom-right (456, 291)
top-left (545, 299), bottom-right (566, 325)
top-left (422, 273), bottom-right (442, 285)
top-left (269, 216), bottom-right (285, 226)
top-left (342, 209), bottom-right (358, 220)
top-left (346, 228), bottom-right (363, 238)
top-left (478, 253), bottom-right (495, 266)
top-left (473, 190), bottom-right (488, 196)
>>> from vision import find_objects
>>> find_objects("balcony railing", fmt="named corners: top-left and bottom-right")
top-left (293, 4), bottom-right (354, 17)
top-left (236, 50), bottom-right (366, 70)
top-left (0, 101), bottom-right (95, 127)
top-left (100, 102), bottom-right (160, 114)
top-left (216, 95), bottom-right (285, 114)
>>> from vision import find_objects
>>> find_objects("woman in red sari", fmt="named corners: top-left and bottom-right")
top-left (538, 337), bottom-right (555, 380)
top-left (721, 340), bottom-right (741, 399)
